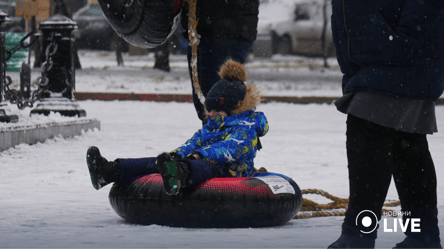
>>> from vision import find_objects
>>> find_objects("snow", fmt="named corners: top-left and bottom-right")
top-left (1, 51), bottom-right (444, 248)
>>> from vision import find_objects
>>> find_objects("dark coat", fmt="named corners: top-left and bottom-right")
top-left (181, 0), bottom-right (259, 42)
top-left (331, 0), bottom-right (444, 100)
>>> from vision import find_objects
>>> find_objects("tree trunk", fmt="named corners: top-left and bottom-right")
top-left (113, 32), bottom-right (124, 66)
top-left (321, 0), bottom-right (329, 68)
top-left (153, 42), bottom-right (170, 72)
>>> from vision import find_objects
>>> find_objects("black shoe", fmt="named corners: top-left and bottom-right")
top-left (157, 153), bottom-right (188, 195)
top-left (328, 233), bottom-right (375, 248)
top-left (86, 146), bottom-right (119, 190)
top-left (394, 237), bottom-right (442, 248)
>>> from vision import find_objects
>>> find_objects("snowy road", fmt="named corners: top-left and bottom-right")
top-left (1, 100), bottom-right (443, 248)
top-left (14, 52), bottom-right (343, 98)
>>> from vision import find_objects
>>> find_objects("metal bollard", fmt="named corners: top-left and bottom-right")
top-left (30, 14), bottom-right (86, 117)
top-left (0, 10), bottom-right (18, 123)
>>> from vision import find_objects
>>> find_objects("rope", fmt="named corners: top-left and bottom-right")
top-left (295, 189), bottom-right (401, 219)
top-left (257, 167), bottom-right (401, 219)
top-left (187, 0), bottom-right (205, 105)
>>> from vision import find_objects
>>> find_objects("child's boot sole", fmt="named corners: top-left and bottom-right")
top-left (157, 153), bottom-right (182, 195)
top-left (86, 146), bottom-right (103, 190)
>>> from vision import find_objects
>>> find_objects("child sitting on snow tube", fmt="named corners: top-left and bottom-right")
top-left (86, 60), bottom-right (269, 195)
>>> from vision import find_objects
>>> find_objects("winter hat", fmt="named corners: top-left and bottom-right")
top-left (205, 60), bottom-right (261, 115)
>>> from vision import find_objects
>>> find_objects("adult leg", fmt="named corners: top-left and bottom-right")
top-left (187, 37), bottom-right (253, 121)
top-left (187, 37), bottom-right (224, 121)
top-left (329, 115), bottom-right (395, 248)
top-left (392, 131), bottom-right (440, 246)
top-left (226, 40), bottom-right (253, 64)
top-left (343, 115), bottom-right (395, 237)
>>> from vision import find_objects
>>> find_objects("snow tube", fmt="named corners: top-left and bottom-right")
top-left (97, 0), bottom-right (182, 48)
top-left (109, 172), bottom-right (303, 228)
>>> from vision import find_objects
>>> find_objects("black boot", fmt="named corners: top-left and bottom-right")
top-left (328, 233), bottom-right (375, 248)
top-left (157, 153), bottom-right (190, 195)
top-left (394, 237), bottom-right (442, 248)
top-left (86, 146), bottom-right (120, 190)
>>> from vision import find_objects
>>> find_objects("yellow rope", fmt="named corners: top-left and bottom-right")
top-left (257, 167), bottom-right (401, 219)
top-left (187, 0), bottom-right (205, 105)
top-left (295, 189), bottom-right (401, 219)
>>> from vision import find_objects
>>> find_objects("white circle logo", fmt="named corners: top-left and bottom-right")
top-left (356, 210), bottom-right (378, 234)
top-left (362, 216), bottom-right (372, 227)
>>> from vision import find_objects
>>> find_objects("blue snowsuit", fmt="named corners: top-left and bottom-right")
top-left (117, 110), bottom-right (268, 186)
top-left (172, 110), bottom-right (269, 177)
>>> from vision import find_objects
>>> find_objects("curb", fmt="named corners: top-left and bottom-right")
top-left (0, 119), bottom-right (101, 151)
top-left (75, 92), bottom-right (444, 105)
top-left (75, 92), bottom-right (339, 104)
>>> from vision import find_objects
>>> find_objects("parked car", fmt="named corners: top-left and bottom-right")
top-left (255, 0), bottom-right (335, 57)
top-left (0, 1), bottom-right (25, 33)
top-left (73, 4), bottom-right (127, 51)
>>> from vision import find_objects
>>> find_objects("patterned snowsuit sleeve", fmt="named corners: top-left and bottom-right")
top-left (194, 127), bottom-right (255, 164)
top-left (171, 130), bottom-right (204, 158)
top-left (256, 111), bottom-right (269, 137)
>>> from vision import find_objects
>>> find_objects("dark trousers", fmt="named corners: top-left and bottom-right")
top-left (116, 157), bottom-right (231, 186)
top-left (187, 37), bottom-right (253, 121)
top-left (343, 115), bottom-right (439, 243)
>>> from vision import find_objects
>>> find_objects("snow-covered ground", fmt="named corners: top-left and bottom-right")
top-left (1, 52), bottom-right (444, 248)
top-left (2, 101), bottom-right (444, 248)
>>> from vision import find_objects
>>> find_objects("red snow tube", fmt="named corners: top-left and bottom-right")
top-left (109, 172), bottom-right (303, 228)
top-left (98, 0), bottom-right (182, 48)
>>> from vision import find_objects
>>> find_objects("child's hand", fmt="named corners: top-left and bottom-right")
top-left (187, 154), bottom-right (201, 160)
top-left (170, 153), bottom-right (182, 161)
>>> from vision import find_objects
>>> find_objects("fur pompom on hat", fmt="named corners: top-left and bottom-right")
top-left (205, 60), bottom-right (261, 115)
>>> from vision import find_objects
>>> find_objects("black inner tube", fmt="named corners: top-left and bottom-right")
top-left (98, 0), bottom-right (181, 48)
top-left (109, 173), bottom-right (303, 228)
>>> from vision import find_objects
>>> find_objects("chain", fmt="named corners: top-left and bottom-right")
top-left (5, 31), bottom-right (39, 62)
top-left (41, 31), bottom-right (72, 98)
top-left (3, 32), bottom-right (58, 110)
top-left (3, 74), bottom-right (50, 110)
top-left (42, 32), bottom-right (58, 74)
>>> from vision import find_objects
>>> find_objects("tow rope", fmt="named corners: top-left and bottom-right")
top-left (257, 167), bottom-right (401, 219)
top-left (296, 189), bottom-right (401, 219)
top-left (188, 0), bottom-right (205, 105)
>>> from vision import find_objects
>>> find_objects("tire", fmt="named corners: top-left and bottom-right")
top-left (7, 26), bottom-right (24, 33)
top-left (98, 0), bottom-right (182, 48)
top-left (276, 35), bottom-right (292, 55)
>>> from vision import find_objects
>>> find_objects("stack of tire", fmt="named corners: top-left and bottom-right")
top-left (98, 0), bottom-right (182, 48)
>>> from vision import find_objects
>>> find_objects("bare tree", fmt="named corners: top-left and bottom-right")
top-left (321, 0), bottom-right (329, 68)
top-left (113, 32), bottom-right (124, 66)
top-left (153, 42), bottom-right (170, 72)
